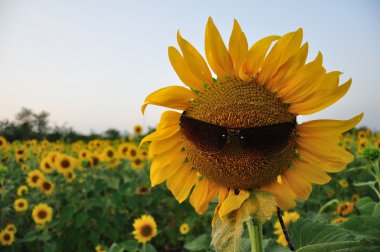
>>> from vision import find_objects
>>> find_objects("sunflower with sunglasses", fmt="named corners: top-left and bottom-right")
top-left (141, 17), bottom-right (362, 249)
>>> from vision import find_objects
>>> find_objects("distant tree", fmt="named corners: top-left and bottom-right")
top-left (104, 128), bottom-right (121, 140)
top-left (33, 111), bottom-right (50, 139)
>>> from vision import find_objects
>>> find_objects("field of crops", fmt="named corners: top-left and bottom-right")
top-left (0, 127), bottom-right (379, 252)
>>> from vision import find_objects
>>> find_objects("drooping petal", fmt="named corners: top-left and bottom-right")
top-left (297, 113), bottom-right (363, 137)
top-left (177, 31), bottom-right (213, 86)
top-left (292, 159), bottom-right (331, 185)
top-left (148, 132), bottom-right (182, 158)
top-left (281, 169), bottom-right (312, 200)
top-left (141, 86), bottom-right (196, 114)
top-left (167, 162), bottom-right (198, 203)
top-left (156, 111), bottom-right (182, 130)
top-left (261, 181), bottom-right (297, 210)
top-left (205, 17), bottom-right (234, 78)
top-left (140, 125), bottom-right (179, 147)
top-left (218, 189), bottom-right (250, 218)
top-left (288, 79), bottom-right (351, 115)
top-left (190, 178), bottom-right (220, 214)
top-left (228, 19), bottom-right (248, 76)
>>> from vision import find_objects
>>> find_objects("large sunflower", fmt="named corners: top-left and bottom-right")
top-left (141, 18), bottom-right (362, 223)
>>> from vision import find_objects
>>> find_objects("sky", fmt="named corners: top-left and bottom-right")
top-left (0, 0), bottom-right (379, 134)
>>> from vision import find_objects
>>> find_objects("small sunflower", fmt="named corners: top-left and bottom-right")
top-left (39, 179), bottom-right (55, 195)
top-left (128, 145), bottom-right (139, 159)
top-left (131, 156), bottom-right (145, 170)
top-left (326, 189), bottom-right (335, 198)
top-left (26, 170), bottom-right (45, 188)
top-left (273, 211), bottom-right (300, 247)
top-left (14, 198), bottom-right (28, 212)
top-left (134, 125), bottom-right (143, 136)
top-left (56, 154), bottom-right (75, 174)
top-left (0, 136), bottom-right (7, 148)
top-left (95, 245), bottom-right (106, 252)
top-left (179, 223), bottom-right (190, 234)
top-left (64, 171), bottom-right (76, 183)
top-left (136, 186), bottom-right (151, 196)
top-left (118, 143), bottom-right (131, 159)
top-left (132, 214), bottom-right (158, 244)
top-left (141, 18), bottom-right (362, 225)
top-left (17, 185), bottom-right (29, 196)
top-left (335, 201), bottom-right (355, 216)
top-left (0, 230), bottom-right (15, 246)
top-left (331, 217), bottom-right (347, 224)
top-left (32, 203), bottom-right (53, 225)
top-left (339, 179), bottom-right (349, 188)
top-left (40, 157), bottom-right (54, 174)
top-left (102, 146), bottom-right (116, 162)
top-left (5, 224), bottom-right (17, 234)
top-left (352, 194), bottom-right (360, 203)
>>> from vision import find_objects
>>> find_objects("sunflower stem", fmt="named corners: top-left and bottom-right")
top-left (246, 220), bottom-right (263, 252)
top-left (142, 243), bottom-right (146, 252)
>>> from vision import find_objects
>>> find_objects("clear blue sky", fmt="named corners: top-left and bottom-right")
top-left (0, 0), bottom-right (379, 134)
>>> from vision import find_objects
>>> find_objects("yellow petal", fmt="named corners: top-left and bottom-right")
top-left (259, 29), bottom-right (303, 84)
top-left (289, 78), bottom-right (351, 115)
top-left (293, 158), bottom-right (331, 185)
top-left (205, 17), bottom-right (234, 78)
top-left (228, 19), bottom-right (248, 76)
top-left (218, 189), bottom-right (250, 218)
top-left (167, 162), bottom-right (197, 203)
top-left (243, 35), bottom-right (279, 78)
top-left (150, 147), bottom-right (187, 186)
top-left (297, 113), bottom-right (363, 137)
top-left (156, 111), bottom-right (181, 130)
top-left (261, 181), bottom-right (296, 210)
top-left (148, 132), bottom-right (182, 158)
top-left (141, 86), bottom-right (196, 114)
top-left (298, 149), bottom-right (349, 173)
top-left (322, 71), bottom-right (342, 90)
top-left (177, 31), bottom-right (213, 86)
top-left (140, 125), bottom-right (179, 147)
top-left (282, 169), bottom-right (312, 200)
top-left (190, 178), bottom-right (220, 214)
top-left (168, 46), bottom-right (204, 90)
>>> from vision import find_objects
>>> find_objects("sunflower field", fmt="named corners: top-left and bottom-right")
top-left (0, 127), bottom-right (380, 252)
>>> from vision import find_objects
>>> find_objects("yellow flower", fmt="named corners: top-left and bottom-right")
top-left (56, 154), bottom-right (75, 174)
top-left (14, 198), bottom-right (28, 212)
top-left (5, 224), bottom-right (17, 234)
top-left (64, 171), bottom-right (76, 183)
top-left (0, 230), bottom-right (15, 246)
top-left (352, 194), bottom-right (360, 203)
top-left (136, 186), bottom-right (151, 196)
top-left (17, 185), bottom-right (29, 196)
top-left (357, 130), bottom-right (366, 139)
top-left (331, 217), bottom-right (347, 224)
top-left (95, 245), bottom-right (106, 252)
top-left (339, 179), bottom-right (349, 188)
top-left (21, 164), bottom-right (29, 171)
top-left (118, 143), bottom-right (131, 159)
top-left (273, 211), bottom-right (300, 247)
top-left (32, 203), bottom-right (53, 225)
top-left (131, 156), bottom-right (145, 170)
top-left (39, 179), bottom-right (55, 195)
top-left (132, 215), bottom-right (158, 244)
top-left (128, 145), bottom-right (139, 159)
top-left (326, 190), bottom-right (335, 198)
top-left (40, 157), bottom-right (54, 174)
top-left (180, 223), bottom-right (190, 234)
top-left (335, 201), bottom-right (355, 216)
top-left (140, 17), bottom-right (362, 222)
top-left (101, 146), bottom-right (116, 162)
top-left (0, 136), bottom-right (8, 148)
top-left (26, 170), bottom-right (45, 188)
top-left (134, 125), bottom-right (143, 136)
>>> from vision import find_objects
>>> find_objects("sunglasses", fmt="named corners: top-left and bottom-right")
top-left (179, 112), bottom-right (296, 157)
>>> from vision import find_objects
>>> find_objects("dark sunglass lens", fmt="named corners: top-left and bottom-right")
top-left (240, 123), bottom-right (295, 156)
top-left (180, 115), bottom-right (227, 152)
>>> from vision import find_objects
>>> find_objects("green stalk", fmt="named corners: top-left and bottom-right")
top-left (316, 199), bottom-right (339, 219)
top-left (246, 220), bottom-right (263, 252)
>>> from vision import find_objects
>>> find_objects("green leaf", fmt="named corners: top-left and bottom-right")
top-left (372, 203), bottom-right (380, 217)
top-left (145, 244), bottom-right (157, 252)
top-left (287, 218), bottom-right (379, 252)
top-left (109, 243), bottom-right (125, 252)
top-left (355, 197), bottom-right (377, 215)
top-left (340, 216), bottom-right (380, 244)
top-left (184, 234), bottom-right (211, 251)
top-left (120, 240), bottom-right (139, 252)
top-left (75, 212), bottom-right (89, 228)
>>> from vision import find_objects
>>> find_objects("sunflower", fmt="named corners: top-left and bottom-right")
top-left (39, 179), bottom-right (55, 195)
top-left (95, 245), bottom-right (106, 252)
top-left (56, 154), bottom-right (75, 174)
top-left (128, 145), bottom-right (139, 159)
top-left (141, 17), bottom-right (362, 223)
top-left (335, 201), bottom-right (355, 216)
top-left (14, 198), bottom-right (28, 212)
top-left (131, 156), bottom-right (145, 170)
top-left (64, 171), bottom-right (76, 183)
top-left (352, 194), bottom-right (360, 203)
top-left (17, 185), bottom-right (29, 196)
top-left (136, 186), bottom-right (151, 196)
top-left (179, 223), bottom-right (190, 234)
top-left (132, 214), bottom-right (158, 244)
top-left (339, 179), bottom-right (349, 188)
top-left (273, 211), bottom-right (300, 247)
top-left (21, 164), bottom-right (29, 171)
top-left (331, 217), bottom-right (347, 224)
top-left (40, 157), bottom-right (54, 174)
top-left (357, 130), bottom-right (366, 139)
top-left (0, 136), bottom-right (7, 148)
top-left (32, 203), bottom-right (53, 225)
top-left (134, 125), bottom-right (143, 136)
top-left (0, 230), bottom-right (15, 246)
top-left (5, 224), bottom-right (17, 234)
top-left (101, 146), bottom-right (116, 162)
top-left (118, 143), bottom-right (131, 159)
top-left (26, 170), bottom-right (45, 188)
